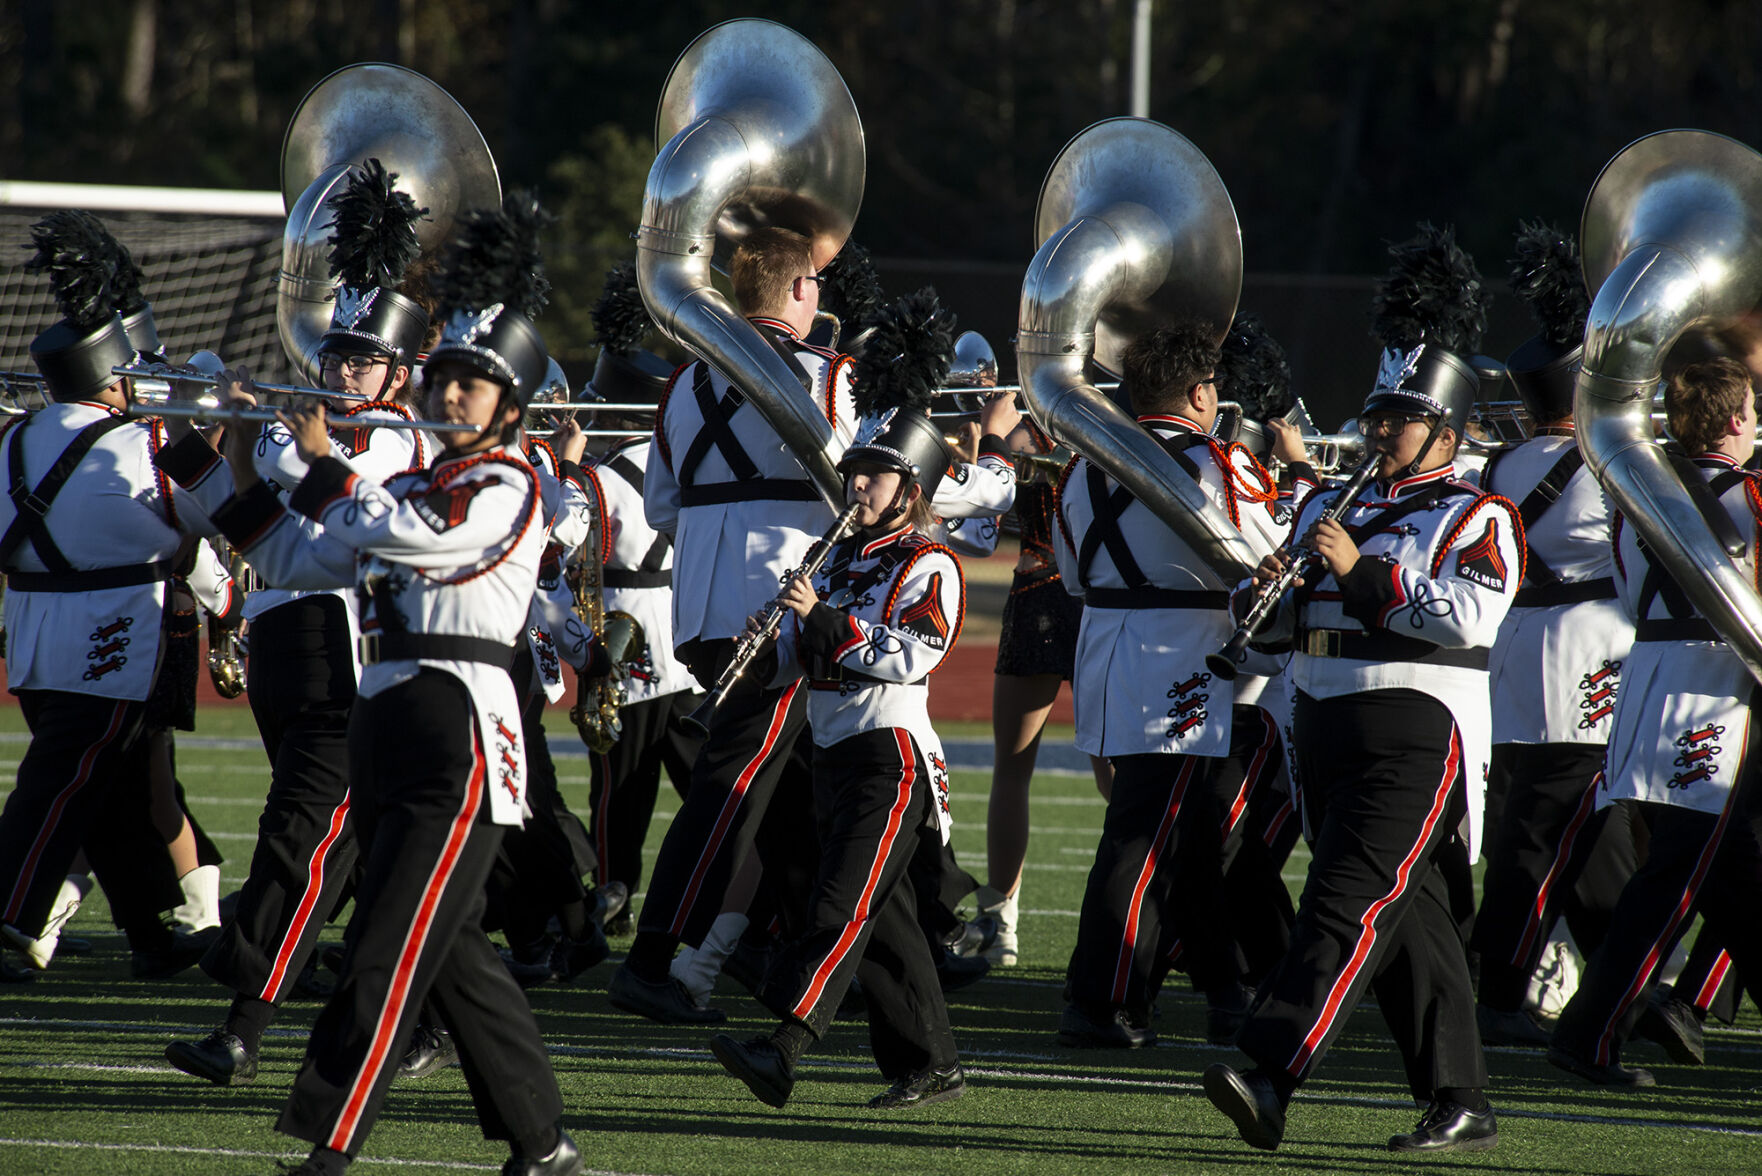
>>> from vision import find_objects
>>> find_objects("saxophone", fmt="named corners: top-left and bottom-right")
top-left (567, 476), bottom-right (644, 753)
top-left (206, 541), bottom-right (247, 699)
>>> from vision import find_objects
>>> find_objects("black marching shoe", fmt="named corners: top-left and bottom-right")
top-left (1202, 1063), bottom-right (1285, 1151)
top-left (720, 935), bottom-right (775, 996)
top-left (1637, 991), bottom-right (1705, 1066)
top-left (936, 947), bottom-right (990, 993)
top-left (1388, 1100), bottom-right (1498, 1152)
top-left (709, 1033), bottom-right (794, 1108)
top-left (165, 1029), bottom-right (258, 1086)
top-left (867, 1063), bottom-right (967, 1109)
top-left (502, 1127), bottom-right (583, 1176)
top-left (550, 924), bottom-right (610, 982)
top-left (1056, 1002), bottom-right (1156, 1048)
top-left (1547, 1042), bottom-right (1656, 1087)
top-left (399, 1022), bottom-right (459, 1080)
top-left (1476, 1003), bottom-right (1552, 1047)
top-left (131, 926), bottom-right (218, 980)
top-left (608, 963), bottom-right (726, 1024)
top-left (0, 957), bottom-right (35, 984)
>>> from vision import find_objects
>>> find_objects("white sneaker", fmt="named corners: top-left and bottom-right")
top-left (4, 873), bottom-right (91, 969)
top-left (3, 922), bottom-right (56, 970)
top-left (981, 888), bottom-right (1020, 967)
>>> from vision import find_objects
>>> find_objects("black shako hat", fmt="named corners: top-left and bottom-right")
top-left (319, 158), bottom-right (430, 367)
top-left (24, 210), bottom-right (137, 403)
top-left (840, 287), bottom-right (955, 501)
top-left (1364, 223), bottom-right (1492, 438)
top-left (426, 191), bottom-right (552, 406)
top-left (1504, 220), bottom-right (1590, 423)
top-left (582, 260), bottom-right (671, 405)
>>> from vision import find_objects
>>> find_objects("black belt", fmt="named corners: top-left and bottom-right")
top-left (604, 568), bottom-right (670, 589)
top-left (1635, 618), bottom-right (1721, 643)
top-left (1083, 587), bottom-right (1227, 610)
top-left (7, 558), bottom-right (176, 593)
top-left (1513, 577), bottom-right (1617, 608)
top-left (679, 479), bottom-right (821, 507)
top-left (1296, 627), bottom-right (1490, 670)
top-left (357, 631), bottom-right (516, 670)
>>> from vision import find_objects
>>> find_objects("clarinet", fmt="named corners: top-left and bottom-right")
top-left (1206, 452), bottom-right (1383, 681)
top-left (681, 502), bottom-right (863, 736)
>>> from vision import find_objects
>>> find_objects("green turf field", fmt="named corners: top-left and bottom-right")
top-left (1, 704), bottom-right (1760, 1175)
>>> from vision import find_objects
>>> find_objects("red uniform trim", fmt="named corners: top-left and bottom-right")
top-left (792, 728), bottom-right (916, 1019)
top-left (259, 792), bottom-right (352, 1002)
top-left (653, 362), bottom-right (689, 471)
top-left (418, 452), bottom-right (540, 586)
top-left (667, 682), bottom-right (801, 937)
top-left (1694, 950), bottom-right (1733, 1012)
top-left (1112, 755), bottom-right (1199, 1005)
top-left (328, 723), bottom-right (486, 1152)
top-left (1287, 724), bottom-right (1462, 1076)
top-left (1512, 776), bottom-right (1599, 966)
top-left (2, 700), bottom-right (130, 925)
top-left (879, 543), bottom-right (965, 673)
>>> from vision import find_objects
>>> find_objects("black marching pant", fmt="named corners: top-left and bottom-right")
top-left (1068, 705), bottom-right (1281, 1016)
top-left (279, 670), bottom-right (561, 1155)
top-left (0, 689), bottom-right (180, 941)
top-left (204, 595), bottom-right (358, 1002)
top-left (632, 638), bottom-right (810, 957)
top-left (1221, 745), bottom-right (1302, 987)
top-left (1470, 741), bottom-right (1637, 1013)
top-left (588, 689), bottom-right (702, 891)
top-left (761, 728), bottom-right (956, 1079)
top-left (1553, 792), bottom-right (1762, 1066)
top-left (1238, 689), bottom-right (1486, 1102)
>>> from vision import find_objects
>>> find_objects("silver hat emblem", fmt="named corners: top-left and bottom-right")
top-left (852, 407), bottom-right (898, 448)
top-left (1375, 343), bottom-right (1426, 392)
top-left (443, 303), bottom-right (504, 347)
top-left (333, 287), bottom-right (379, 329)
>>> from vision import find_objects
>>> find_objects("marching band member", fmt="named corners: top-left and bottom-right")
top-left (614, 226), bottom-right (858, 1023)
top-left (1053, 322), bottom-right (1285, 1048)
top-left (0, 211), bottom-right (220, 978)
top-left (1472, 224), bottom-right (1637, 1047)
top-left (202, 195), bottom-right (580, 1176)
top-left (1204, 226), bottom-right (1517, 1154)
top-left (709, 352), bottom-right (967, 1110)
top-left (1548, 358), bottom-right (1762, 1088)
top-left (161, 160), bottom-right (435, 1086)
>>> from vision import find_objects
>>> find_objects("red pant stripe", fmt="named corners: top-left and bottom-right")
top-left (258, 792), bottom-right (352, 1003)
top-left (1512, 777), bottom-right (1599, 965)
top-left (1289, 725), bottom-right (1461, 1075)
top-left (1110, 756), bottom-right (1198, 1005)
top-left (668, 682), bottom-right (799, 938)
top-left (4, 700), bottom-right (129, 926)
top-left (1694, 950), bottom-right (1733, 1012)
top-left (792, 729), bottom-right (915, 1021)
top-left (327, 729), bottom-right (486, 1152)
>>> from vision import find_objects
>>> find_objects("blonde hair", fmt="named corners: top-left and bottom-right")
top-left (731, 227), bottom-right (815, 318)
top-left (1668, 357), bottom-right (1753, 454)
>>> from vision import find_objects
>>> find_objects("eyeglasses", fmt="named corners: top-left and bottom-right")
top-left (320, 354), bottom-right (391, 376)
top-left (799, 274), bottom-right (825, 286)
top-left (1355, 412), bottom-right (1434, 436)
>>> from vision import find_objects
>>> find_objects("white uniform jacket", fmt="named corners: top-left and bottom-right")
top-left (520, 437), bottom-right (599, 702)
top-left (586, 437), bottom-right (695, 703)
top-left (0, 402), bottom-right (216, 701)
top-left (1482, 431), bottom-right (1632, 745)
top-left (1600, 454), bottom-right (1762, 818)
top-left (209, 446), bottom-right (545, 826)
top-left (645, 316), bottom-right (858, 648)
top-left (1053, 415), bottom-right (1286, 758)
top-left (1235, 461), bottom-right (1525, 857)
top-left (772, 523), bottom-right (963, 839)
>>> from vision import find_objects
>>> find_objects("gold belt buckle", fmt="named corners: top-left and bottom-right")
top-left (358, 632), bottom-right (381, 665)
top-left (1304, 629), bottom-right (1342, 658)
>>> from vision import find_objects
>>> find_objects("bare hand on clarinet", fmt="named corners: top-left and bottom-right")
top-left (278, 401), bottom-right (332, 463)
top-left (1251, 548), bottom-right (1297, 594)
top-left (778, 571), bottom-right (818, 620)
top-left (1308, 517), bottom-right (1360, 578)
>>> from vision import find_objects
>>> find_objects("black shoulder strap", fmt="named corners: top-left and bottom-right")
top-left (0, 413), bottom-right (135, 574)
top-left (1341, 480), bottom-right (1452, 547)
top-left (677, 363), bottom-right (762, 487)
top-left (1510, 446), bottom-right (1586, 588)
top-left (602, 446), bottom-right (672, 570)
top-left (751, 322), bottom-right (815, 395)
top-left (1635, 467), bottom-right (1750, 620)
top-left (1075, 463), bottom-right (1150, 590)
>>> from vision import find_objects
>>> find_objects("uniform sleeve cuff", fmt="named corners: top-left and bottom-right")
top-left (213, 481), bottom-right (286, 550)
top-left (155, 430), bottom-right (223, 490)
top-left (1338, 558), bottom-right (1399, 627)
top-left (977, 434), bottom-right (1011, 460)
top-left (798, 601), bottom-right (855, 664)
top-left (558, 459), bottom-right (588, 492)
top-left (288, 455), bottom-right (355, 521)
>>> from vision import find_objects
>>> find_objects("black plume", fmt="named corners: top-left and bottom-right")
top-left (105, 229), bottom-right (150, 316)
top-left (1371, 222), bottom-right (1490, 355)
top-left (1509, 220), bottom-right (1589, 347)
top-left (852, 287), bottom-right (955, 418)
top-left (24, 210), bottom-right (124, 333)
top-left (432, 190), bottom-right (551, 321)
top-left (1217, 312), bottom-right (1292, 421)
top-left (591, 261), bottom-right (651, 355)
top-left (820, 240), bottom-right (886, 334)
top-left (325, 158), bottom-right (428, 294)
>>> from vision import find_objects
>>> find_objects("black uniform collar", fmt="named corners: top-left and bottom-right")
top-left (1137, 413), bottom-right (1204, 436)
top-left (858, 522), bottom-right (914, 559)
top-left (1374, 463), bottom-right (1456, 499)
top-left (748, 316), bottom-right (800, 341)
top-left (1694, 452), bottom-right (1740, 470)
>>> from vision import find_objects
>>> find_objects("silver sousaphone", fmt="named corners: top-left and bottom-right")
top-left (277, 63), bottom-right (501, 382)
top-left (1017, 117), bottom-right (1254, 587)
top-left (637, 18), bottom-right (865, 507)
top-left (1576, 129), bottom-right (1762, 685)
